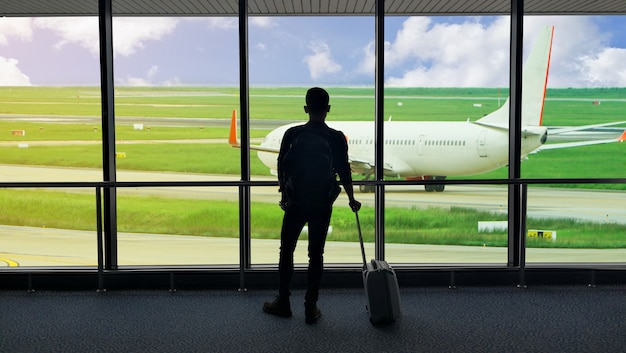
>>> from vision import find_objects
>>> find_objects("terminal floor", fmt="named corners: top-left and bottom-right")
top-left (1, 285), bottom-right (625, 353)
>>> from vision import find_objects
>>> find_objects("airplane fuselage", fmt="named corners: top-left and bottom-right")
top-left (257, 121), bottom-right (548, 178)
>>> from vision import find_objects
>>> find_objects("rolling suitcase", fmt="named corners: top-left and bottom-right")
top-left (356, 212), bottom-right (401, 325)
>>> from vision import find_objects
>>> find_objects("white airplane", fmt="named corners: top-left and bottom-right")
top-left (230, 26), bottom-right (626, 192)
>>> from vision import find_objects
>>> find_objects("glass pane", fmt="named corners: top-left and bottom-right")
top-left (250, 186), bottom-right (373, 265)
top-left (0, 17), bottom-right (102, 268)
top-left (522, 17), bottom-right (626, 179)
top-left (112, 17), bottom-right (240, 182)
top-left (251, 186), bottom-right (287, 265)
top-left (0, 17), bottom-right (101, 182)
top-left (247, 16), bottom-right (375, 265)
top-left (526, 184), bottom-right (626, 263)
top-left (383, 16), bottom-right (510, 185)
top-left (384, 184), bottom-right (509, 264)
top-left (247, 16), bottom-right (375, 183)
top-left (0, 188), bottom-right (98, 267)
top-left (116, 186), bottom-right (239, 266)
top-left (326, 202), bottom-right (375, 265)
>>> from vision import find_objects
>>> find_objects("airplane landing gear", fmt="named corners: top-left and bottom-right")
top-left (425, 184), bottom-right (445, 192)
top-left (359, 184), bottom-right (375, 193)
top-left (359, 173), bottom-right (375, 193)
top-left (424, 176), bottom-right (446, 192)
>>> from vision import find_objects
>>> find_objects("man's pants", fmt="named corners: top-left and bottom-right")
top-left (278, 203), bottom-right (333, 304)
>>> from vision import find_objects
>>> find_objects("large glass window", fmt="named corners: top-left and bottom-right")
top-left (247, 16), bottom-right (374, 266)
top-left (2, 9), bottom-right (625, 272)
top-left (113, 17), bottom-right (240, 183)
top-left (525, 183), bottom-right (626, 263)
top-left (116, 186), bottom-right (240, 266)
top-left (0, 16), bottom-right (102, 182)
top-left (521, 17), bottom-right (626, 264)
top-left (384, 184), bottom-right (509, 264)
top-left (0, 187), bottom-right (98, 267)
top-left (111, 17), bottom-right (241, 266)
top-left (522, 16), bottom-right (626, 180)
top-left (0, 17), bottom-right (101, 268)
top-left (382, 16), bottom-right (511, 184)
top-left (382, 16), bottom-right (511, 264)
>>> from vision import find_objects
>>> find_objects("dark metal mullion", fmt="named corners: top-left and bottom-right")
top-left (98, 0), bottom-right (117, 270)
top-left (238, 0), bottom-right (251, 291)
top-left (518, 184), bottom-right (528, 287)
top-left (96, 187), bottom-right (105, 292)
top-left (374, 0), bottom-right (385, 261)
top-left (507, 0), bottom-right (524, 267)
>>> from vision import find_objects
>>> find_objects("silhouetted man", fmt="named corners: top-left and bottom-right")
top-left (263, 87), bottom-right (361, 324)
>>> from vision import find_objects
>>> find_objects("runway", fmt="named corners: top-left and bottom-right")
top-left (0, 113), bottom-right (298, 129)
top-left (2, 224), bottom-right (626, 268)
top-left (1, 165), bottom-right (625, 267)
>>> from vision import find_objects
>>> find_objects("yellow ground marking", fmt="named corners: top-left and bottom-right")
top-left (0, 253), bottom-right (94, 266)
top-left (0, 257), bottom-right (19, 267)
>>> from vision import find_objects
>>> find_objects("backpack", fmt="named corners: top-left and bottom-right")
top-left (281, 128), bottom-right (341, 206)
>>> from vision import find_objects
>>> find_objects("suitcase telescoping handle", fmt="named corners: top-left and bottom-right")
top-left (355, 211), bottom-right (367, 267)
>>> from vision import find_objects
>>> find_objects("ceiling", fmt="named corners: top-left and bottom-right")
top-left (2, 0), bottom-right (626, 17)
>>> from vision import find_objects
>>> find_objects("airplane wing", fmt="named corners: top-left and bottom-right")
top-left (348, 158), bottom-right (376, 175)
top-left (547, 121), bottom-right (626, 135)
top-left (537, 129), bottom-right (626, 151)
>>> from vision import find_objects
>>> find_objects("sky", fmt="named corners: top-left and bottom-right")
top-left (1, 15), bottom-right (626, 88)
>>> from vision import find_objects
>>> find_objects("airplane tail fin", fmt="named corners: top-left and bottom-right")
top-left (477, 26), bottom-right (554, 128)
top-left (228, 109), bottom-right (240, 147)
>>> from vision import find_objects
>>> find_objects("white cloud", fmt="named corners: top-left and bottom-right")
top-left (0, 18), bottom-right (34, 45)
top-left (377, 17), bottom-right (511, 87)
top-left (577, 47), bottom-right (626, 87)
top-left (250, 17), bottom-right (278, 28)
top-left (113, 18), bottom-right (178, 57)
top-left (32, 17), bottom-right (178, 57)
top-left (147, 65), bottom-right (159, 79)
top-left (0, 57), bottom-right (31, 86)
top-left (0, 18), bottom-right (33, 85)
top-left (162, 77), bottom-right (182, 86)
top-left (200, 16), bottom-right (276, 31)
top-left (33, 17), bottom-right (100, 54)
top-left (526, 16), bottom-right (626, 87)
top-left (205, 18), bottom-right (238, 30)
top-left (304, 40), bottom-right (341, 80)
top-left (359, 16), bottom-right (626, 88)
top-left (119, 65), bottom-right (182, 86)
top-left (122, 76), bottom-right (152, 86)
top-left (356, 41), bottom-right (376, 74)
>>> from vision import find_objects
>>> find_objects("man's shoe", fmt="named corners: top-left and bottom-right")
top-left (263, 297), bottom-right (292, 318)
top-left (305, 304), bottom-right (321, 324)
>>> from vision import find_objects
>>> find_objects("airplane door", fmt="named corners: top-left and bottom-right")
top-left (417, 135), bottom-right (425, 155)
top-left (477, 131), bottom-right (487, 157)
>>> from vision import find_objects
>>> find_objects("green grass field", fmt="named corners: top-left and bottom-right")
top-left (1, 86), bottom-right (625, 248)
top-left (0, 189), bottom-right (624, 249)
